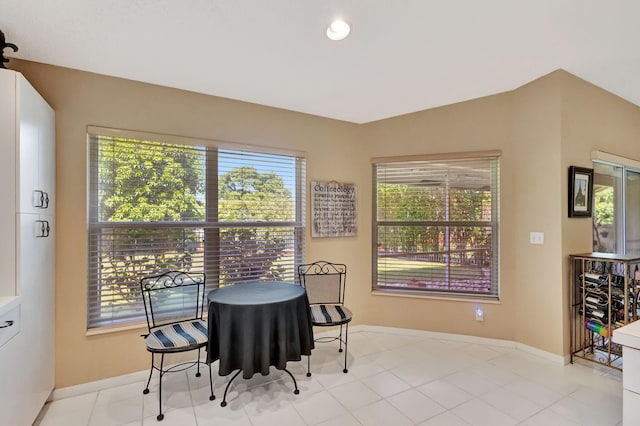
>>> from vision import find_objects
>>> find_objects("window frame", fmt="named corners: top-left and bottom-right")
top-left (592, 151), bottom-right (640, 255)
top-left (372, 151), bottom-right (500, 299)
top-left (87, 126), bottom-right (306, 329)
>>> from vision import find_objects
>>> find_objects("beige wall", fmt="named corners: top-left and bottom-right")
top-left (360, 93), bottom-right (518, 341)
top-left (11, 59), bottom-right (640, 388)
top-left (511, 71), bottom-right (564, 354)
top-left (13, 60), bottom-right (365, 388)
top-left (559, 71), bottom-right (640, 354)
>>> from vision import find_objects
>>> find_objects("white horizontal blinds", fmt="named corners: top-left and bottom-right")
top-left (218, 150), bottom-right (298, 222)
top-left (212, 149), bottom-right (305, 286)
top-left (87, 227), bottom-right (205, 327)
top-left (375, 156), bottom-right (499, 297)
top-left (93, 137), bottom-right (207, 223)
top-left (88, 133), bottom-right (306, 329)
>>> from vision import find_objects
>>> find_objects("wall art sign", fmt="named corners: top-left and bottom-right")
top-left (568, 166), bottom-right (594, 217)
top-left (311, 180), bottom-right (357, 237)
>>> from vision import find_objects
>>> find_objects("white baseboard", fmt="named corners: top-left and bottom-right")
top-left (50, 324), bottom-right (566, 402)
top-left (351, 324), bottom-right (516, 348)
top-left (49, 368), bottom-right (151, 402)
top-left (351, 324), bottom-right (567, 364)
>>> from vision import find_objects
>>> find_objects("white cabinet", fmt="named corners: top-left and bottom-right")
top-left (0, 69), bottom-right (55, 426)
top-left (17, 74), bottom-right (55, 214)
top-left (613, 322), bottom-right (640, 425)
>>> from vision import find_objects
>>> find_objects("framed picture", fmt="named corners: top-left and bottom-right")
top-left (568, 166), bottom-right (594, 217)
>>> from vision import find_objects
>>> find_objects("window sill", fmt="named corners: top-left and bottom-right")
top-left (371, 289), bottom-right (501, 304)
top-left (86, 315), bottom-right (211, 337)
top-left (86, 321), bottom-right (147, 337)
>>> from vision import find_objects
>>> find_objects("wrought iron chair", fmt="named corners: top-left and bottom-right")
top-left (140, 271), bottom-right (215, 421)
top-left (297, 261), bottom-right (353, 376)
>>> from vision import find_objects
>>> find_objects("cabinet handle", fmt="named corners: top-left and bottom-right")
top-left (34, 190), bottom-right (45, 208)
top-left (0, 320), bottom-right (14, 329)
top-left (36, 220), bottom-right (50, 237)
top-left (33, 190), bottom-right (50, 209)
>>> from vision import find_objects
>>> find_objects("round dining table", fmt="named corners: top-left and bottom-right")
top-left (206, 281), bottom-right (314, 404)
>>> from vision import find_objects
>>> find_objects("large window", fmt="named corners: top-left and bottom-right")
top-left (373, 153), bottom-right (499, 298)
top-left (88, 129), bottom-right (306, 328)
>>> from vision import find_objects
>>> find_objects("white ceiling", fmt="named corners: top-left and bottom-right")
top-left (2, 0), bottom-right (639, 123)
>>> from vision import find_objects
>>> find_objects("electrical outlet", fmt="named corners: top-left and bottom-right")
top-left (475, 307), bottom-right (484, 321)
top-left (530, 232), bottom-right (544, 245)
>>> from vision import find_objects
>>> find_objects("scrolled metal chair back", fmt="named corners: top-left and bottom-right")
top-left (298, 261), bottom-right (347, 306)
top-left (140, 271), bottom-right (206, 330)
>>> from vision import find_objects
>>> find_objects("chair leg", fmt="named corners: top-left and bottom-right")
top-left (195, 348), bottom-right (202, 378)
top-left (157, 354), bottom-right (165, 421)
top-left (143, 353), bottom-right (153, 395)
top-left (306, 354), bottom-right (312, 377)
top-left (338, 324), bottom-right (344, 353)
top-left (342, 323), bottom-right (349, 374)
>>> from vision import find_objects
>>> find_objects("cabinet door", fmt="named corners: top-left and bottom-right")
top-left (0, 323), bottom-right (33, 426)
top-left (17, 75), bottom-right (55, 214)
top-left (15, 213), bottom-right (55, 420)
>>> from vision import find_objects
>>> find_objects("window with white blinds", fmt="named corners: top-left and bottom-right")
top-left (88, 132), bottom-right (306, 328)
top-left (373, 154), bottom-right (500, 298)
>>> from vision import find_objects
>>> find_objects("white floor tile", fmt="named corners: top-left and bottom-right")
top-left (479, 387), bottom-right (542, 421)
top-left (351, 399), bottom-right (413, 426)
top-left (327, 379), bottom-right (381, 411)
top-left (444, 370), bottom-right (500, 396)
top-left (247, 403), bottom-right (306, 426)
top-left (89, 397), bottom-right (143, 426)
top-left (38, 410), bottom-right (98, 426)
top-left (465, 362), bottom-right (520, 386)
top-left (292, 390), bottom-right (346, 425)
top-left (548, 395), bottom-right (622, 426)
top-left (142, 406), bottom-right (196, 425)
top-left (418, 411), bottom-right (470, 425)
top-left (347, 355), bottom-right (387, 379)
top-left (458, 343), bottom-right (503, 361)
top-left (95, 382), bottom-right (145, 407)
top-left (193, 399), bottom-right (252, 426)
top-left (360, 370), bottom-right (411, 398)
top-left (502, 378), bottom-right (565, 407)
top-left (519, 407), bottom-right (581, 426)
top-left (386, 388), bottom-right (446, 423)
top-left (451, 399), bottom-right (518, 426)
top-left (316, 412), bottom-right (361, 426)
top-left (417, 379), bottom-right (475, 409)
top-left (390, 360), bottom-right (451, 387)
top-left (39, 392), bottom-right (98, 419)
top-left (310, 368), bottom-right (357, 389)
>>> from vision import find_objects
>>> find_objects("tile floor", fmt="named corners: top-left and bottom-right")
top-left (35, 328), bottom-right (624, 425)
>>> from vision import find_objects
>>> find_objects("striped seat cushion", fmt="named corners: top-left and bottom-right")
top-left (145, 319), bottom-right (208, 352)
top-left (310, 304), bottom-right (353, 326)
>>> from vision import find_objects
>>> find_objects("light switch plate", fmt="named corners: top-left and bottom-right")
top-left (530, 232), bottom-right (544, 245)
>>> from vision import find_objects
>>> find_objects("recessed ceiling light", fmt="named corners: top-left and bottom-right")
top-left (326, 20), bottom-right (351, 41)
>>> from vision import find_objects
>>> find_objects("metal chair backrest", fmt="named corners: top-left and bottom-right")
top-left (298, 261), bottom-right (347, 306)
top-left (140, 271), bottom-right (206, 331)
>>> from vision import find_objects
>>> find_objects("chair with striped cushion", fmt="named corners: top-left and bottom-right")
top-left (141, 271), bottom-right (215, 421)
top-left (298, 261), bottom-right (353, 376)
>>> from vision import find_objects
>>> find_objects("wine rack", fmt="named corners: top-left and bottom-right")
top-left (570, 252), bottom-right (640, 370)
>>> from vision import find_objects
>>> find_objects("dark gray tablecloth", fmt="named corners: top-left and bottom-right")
top-left (206, 281), bottom-right (314, 378)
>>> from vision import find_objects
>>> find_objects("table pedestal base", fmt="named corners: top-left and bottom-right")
top-left (220, 368), bottom-right (300, 407)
